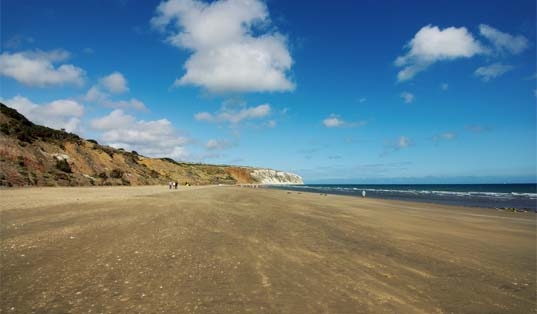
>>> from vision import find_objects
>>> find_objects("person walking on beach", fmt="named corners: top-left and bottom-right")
top-left (362, 190), bottom-right (366, 198)
top-left (174, 181), bottom-right (178, 189)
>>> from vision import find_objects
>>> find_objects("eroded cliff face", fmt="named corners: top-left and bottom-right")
top-left (250, 169), bottom-right (303, 185)
top-left (0, 103), bottom-right (303, 187)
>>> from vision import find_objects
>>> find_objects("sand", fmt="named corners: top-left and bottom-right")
top-left (0, 186), bottom-right (535, 313)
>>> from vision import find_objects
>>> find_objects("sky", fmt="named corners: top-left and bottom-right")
top-left (1, 0), bottom-right (536, 183)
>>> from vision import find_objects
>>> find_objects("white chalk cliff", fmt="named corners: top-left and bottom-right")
top-left (250, 169), bottom-right (303, 185)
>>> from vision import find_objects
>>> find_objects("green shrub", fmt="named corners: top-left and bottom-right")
top-left (0, 124), bottom-right (10, 135)
top-left (17, 156), bottom-right (25, 167)
top-left (55, 159), bottom-right (72, 173)
top-left (110, 168), bottom-right (123, 178)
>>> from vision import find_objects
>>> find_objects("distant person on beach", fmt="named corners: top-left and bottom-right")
top-left (362, 190), bottom-right (366, 198)
top-left (174, 181), bottom-right (178, 189)
top-left (168, 181), bottom-right (172, 189)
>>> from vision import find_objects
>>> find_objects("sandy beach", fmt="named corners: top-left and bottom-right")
top-left (1, 186), bottom-right (535, 313)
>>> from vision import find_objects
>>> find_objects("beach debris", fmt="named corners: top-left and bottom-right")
top-left (495, 207), bottom-right (530, 213)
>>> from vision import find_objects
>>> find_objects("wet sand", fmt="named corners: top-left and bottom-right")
top-left (1, 186), bottom-right (535, 313)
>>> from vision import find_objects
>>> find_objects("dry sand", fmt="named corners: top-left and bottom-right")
top-left (0, 186), bottom-right (535, 313)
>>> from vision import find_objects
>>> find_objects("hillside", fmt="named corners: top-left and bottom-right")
top-left (0, 103), bottom-right (303, 187)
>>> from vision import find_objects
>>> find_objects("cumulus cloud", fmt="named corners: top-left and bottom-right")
top-left (2, 95), bottom-right (84, 133)
top-left (322, 114), bottom-right (366, 128)
top-left (400, 92), bottom-right (415, 103)
top-left (83, 71), bottom-right (146, 111)
top-left (395, 25), bottom-right (484, 81)
top-left (104, 98), bottom-right (146, 111)
top-left (479, 24), bottom-right (528, 55)
top-left (84, 86), bottom-right (146, 110)
top-left (91, 110), bottom-right (190, 160)
top-left (322, 115), bottom-right (344, 128)
top-left (152, 0), bottom-right (294, 92)
top-left (0, 49), bottom-right (86, 87)
top-left (84, 86), bottom-right (108, 102)
top-left (474, 63), bottom-right (514, 81)
top-left (99, 71), bottom-right (129, 94)
top-left (90, 109), bottom-right (135, 130)
top-left (195, 103), bottom-right (271, 124)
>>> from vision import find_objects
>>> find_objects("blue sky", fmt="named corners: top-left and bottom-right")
top-left (1, 0), bottom-right (535, 183)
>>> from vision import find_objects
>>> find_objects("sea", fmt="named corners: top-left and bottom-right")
top-left (271, 183), bottom-right (537, 211)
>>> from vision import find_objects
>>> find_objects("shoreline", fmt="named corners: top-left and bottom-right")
top-left (1, 186), bottom-right (535, 313)
top-left (269, 183), bottom-right (537, 212)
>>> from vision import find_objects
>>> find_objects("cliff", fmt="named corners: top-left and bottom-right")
top-left (250, 169), bottom-right (303, 185)
top-left (0, 103), bottom-right (303, 187)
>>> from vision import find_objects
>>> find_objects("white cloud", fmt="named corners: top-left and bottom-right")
top-left (440, 83), bottom-right (449, 91)
top-left (395, 25), bottom-right (484, 81)
top-left (104, 98), bottom-right (146, 111)
top-left (382, 135), bottom-right (412, 157)
top-left (266, 120), bottom-right (277, 128)
top-left (91, 110), bottom-right (190, 160)
top-left (432, 132), bottom-right (456, 142)
top-left (2, 95), bottom-right (84, 133)
top-left (474, 63), bottom-right (514, 81)
top-left (396, 136), bottom-right (411, 148)
top-left (99, 71), bottom-right (129, 94)
top-left (90, 109), bottom-right (136, 130)
top-left (152, 0), bottom-right (294, 92)
top-left (84, 86), bottom-right (146, 110)
top-left (83, 72), bottom-right (146, 111)
top-left (400, 91), bottom-right (415, 103)
top-left (84, 86), bottom-right (108, 102)
top-left (358, 97), bottom-right (367, 103)
top-left (479, 24), bottom-right (528, 55)
top-left (205, 139), bottom-right (233, 150)
top-left (195, 103), bottom-right (271, 124)
top-left (322, 114), bottom-right (366, 128)
top-left (194, 112), bottom-right (213, 122)
top-left (0, 50), bottom-right (85, 87)
top-left (322, 115), bottom-right (344, 128)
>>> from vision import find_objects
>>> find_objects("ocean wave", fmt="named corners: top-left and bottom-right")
top-left (278, 184), bottom-right (536, 210)
top-left (286, 185), bottom-right (537, 200)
